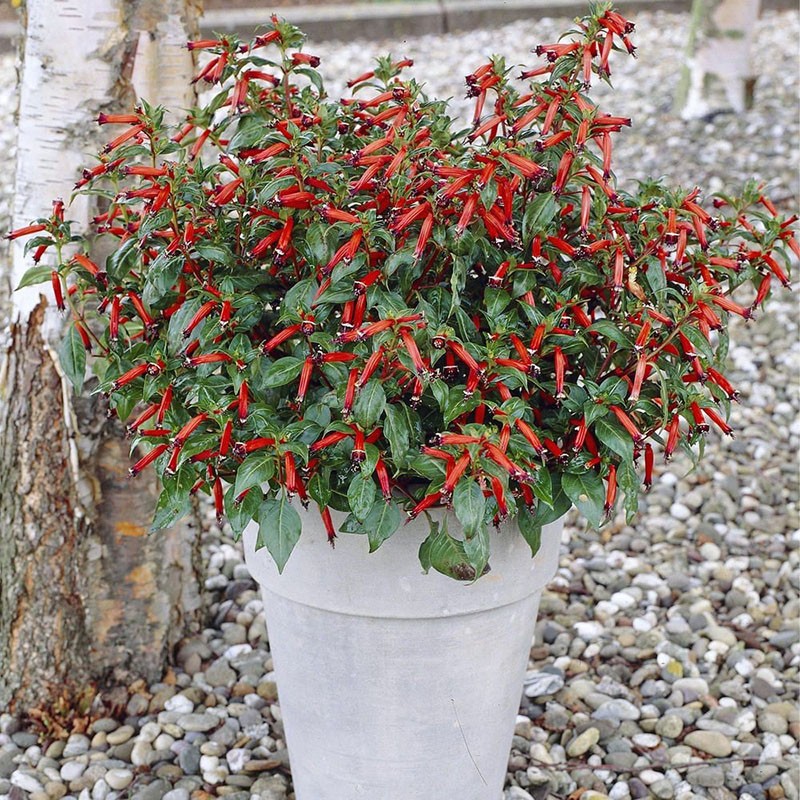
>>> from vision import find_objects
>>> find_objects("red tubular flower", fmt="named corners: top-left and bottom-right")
top-left (609, 405), bottom-right (643, 444)
top-left (483, 442), bottom-right (529, 482)
top-left (172, 412), bottom-right (209, 448)
top-left (263, 324), bottom-right (301, 353)
top-left (442, 452), bottom-right (472, 500)
top-left (319, 505), bottom-right (336, 546)
top-left (643, 443), bottom-right (654, 490)
top-left (706, 368), bottom-right (738, 401)
top-left (408, 491), bottom-right (442, 519)
top-left (129, 443), bottom-right (169, 477)
top-left (502, 152), bottom-right (545, 179)
top-left (210, 177), bottom-right (243, 206)
top-left (128, 291), bottom-right (154, 328)
top-left (375, 458), bottom-right (393, 501)
top-left (310, 431), bottom-right (349, 453)
top-left (413, 214), bottom-right (434, 260)
top-left (358, 346), bottom-right (384, 388)
top-left (400, 327), bottom-right (427, 375)
top-left (456, 193), bottom-right (479, 235)
top-left (752, 274), bottom-right (772, 310)
top-left (705, 407), bottom-right (734, 436)
top-left (490, 475), bottom-right (509, 520)
top-left (235, 437), bottom-right (277, 456)
top-left (515, 419), bottom-right (545, 455)
top-left (185, 352), bottom-right (232, 368)
top-left (630, 355), bottom-right (648, 402)
top-left (50, 271), bottom-right (65, 312)
top-left (111, 362), bottom-right (149, 390)
top-left (689, 402), bottom-right (710, 433)
top-left (343, 368), bottom-right (359, 418)
top-left (126, 403), bottom-right (159, 436)
top-left (237, 381), bottom-right (249, 423)
top-left (604, 464), bottom-right (617, 513)
top-left (296, 357), bottom-right (314, 404)
top-left (156, 384), bottom-right (173, 426)
top-left (219, 419), bottom-right (233, 457)
top-left (664, 415), bottom-right (681, 461)
top-left (553, 346), bottom-right (566, 399)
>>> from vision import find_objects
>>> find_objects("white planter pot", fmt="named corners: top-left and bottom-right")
top-left (243, 507), bottom-right (564, 800)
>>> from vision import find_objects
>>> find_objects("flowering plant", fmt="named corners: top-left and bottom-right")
top-left (11, 5), bottom-right (796, 580)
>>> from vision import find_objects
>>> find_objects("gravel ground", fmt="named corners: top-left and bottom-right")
top-left (0, 9), bottom-right (798, 800)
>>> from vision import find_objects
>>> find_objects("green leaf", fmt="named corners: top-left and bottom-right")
top-left (257, 494), bottom-right (302, 573)
top-left (106, 236), bottom-right (139, 282)
top-left (347, 471), bottom-right (376, 522)
top-left (383, 403), bottom-right (411, 466)
top-left (234, 452), bottom-right (276, 498)
top-left (617, 459), bottom-right (641, 523)
top-left (522, 193), bottom-right (558, 245)
top-left (418, 520), bottom-right (479, 581)
top-left (563, 469), bottom-right (605, 528)
top-left (352, 381), bottom-right (386, 430)
top-left (151, 469), bottom-right (195, 531)
top-left (338, 513), bottom-right (366, 534)
top-left (151, 488), bottom-right (191, 531)
top-left (58, 325), bottom-right (86, 393)
top-left (517, 509), bottom-right (542, 557)
top-left (16, 264), bottom-right (53, 290)
top-left (224, 483), bottom-right (262, 539)
top-left (530, 467), bottom-right (553, 507)
top-left (463, 523), bottom-right (490, 576)
top-left (484, 288), bottom-right (511, 318)
top-left (363, 500), bottom-right (401, 552)
top-left (195, 243), bottom-right (234, 266)
top-left (586, 319), bottom-right (634, 348)
top-left (262, 357), bottom-right (304, 388)
top-left (643, 259), bottom-right (667, 298)
top-left (308, 471), bottom-right (332, 507)
top-left (594, 416), bottom-right (634, 461)
top-left (453, 479), bottom-right (485, 539)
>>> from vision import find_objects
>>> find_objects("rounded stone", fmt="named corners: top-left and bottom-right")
top-left (105, 725), bottom-right (134, 746)
top-left (567, 727), bottom-right (601, 757)
top-left (105, 767), bottom-right (133, 791)
top-left (655, 715), bottom-right (684, 739)
top-left (683, 730), bottom-right (733, 758)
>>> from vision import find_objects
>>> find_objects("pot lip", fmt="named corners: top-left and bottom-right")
top-left (242, 511), bottom-right (567, 619)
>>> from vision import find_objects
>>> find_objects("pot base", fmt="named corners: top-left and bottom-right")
top-left (244, 509), bottom-right (564, 800)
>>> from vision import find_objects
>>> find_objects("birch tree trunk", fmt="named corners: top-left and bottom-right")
top-left (0, 0), bottom-right (205, 714)
top-left (674, 0), bottom-right (761, 119)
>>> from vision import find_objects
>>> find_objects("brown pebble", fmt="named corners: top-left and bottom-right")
top-left (244, 759), bottom-right (282, 772)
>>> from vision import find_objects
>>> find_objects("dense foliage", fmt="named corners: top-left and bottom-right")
top-left (11, 6), bottom-right (796, 579)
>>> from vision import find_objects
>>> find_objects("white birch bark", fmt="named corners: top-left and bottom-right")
top-left (0, 0), bottom-right (205, 714)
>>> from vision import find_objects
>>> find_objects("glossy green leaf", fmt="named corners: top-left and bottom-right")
top-left (234, 452), bottom-right (276, 498)
top-left (262, 357), bottom-right (304, 388)
top-left (418, 521), bottom-right (481, 582)
top-left (58, 325), bottom-right (86, 393)
top-left (594, 415), bottom-right (634, 461)
top-left (453, 479), bottom-right (485, 538)
top-left (16, 264), bottom-right (53, 290)
top-left (363, 500), bottom-right (401, 552)
top-left (257, 494), bottom-right (302, 573)
top-left (563, 469), bottom-right (605, 528)
top-left (353, 381), bottom-right (386, 430)
top-left (347, 471), bottom-right (376, 522)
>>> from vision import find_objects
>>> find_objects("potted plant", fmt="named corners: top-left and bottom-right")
top-left (10, 5), bottom-right (795, 798)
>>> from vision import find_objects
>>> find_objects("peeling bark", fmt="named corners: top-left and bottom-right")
top-left (0, 0), bottom-right (205, 714)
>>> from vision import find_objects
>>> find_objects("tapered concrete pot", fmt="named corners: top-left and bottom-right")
top-left (243, 509), bottom-right (564, 800)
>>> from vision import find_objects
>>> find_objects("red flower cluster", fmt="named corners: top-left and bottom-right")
top-left (11, 6), bottom-right (796, 579)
